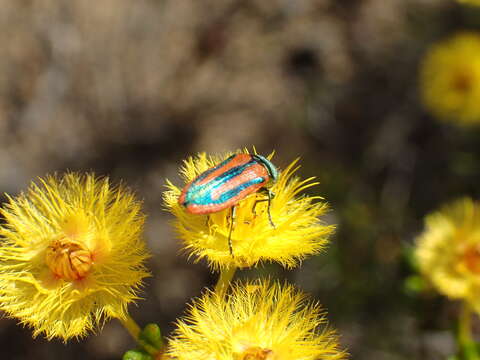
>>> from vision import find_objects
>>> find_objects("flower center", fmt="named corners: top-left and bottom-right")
top-left (452, 71), bottom-right (472, 93)
top-left (45, 239), bottom-right (93, 281)
top-left (239, 346), bottom-right (274, 360)
top-left (461, 245), bottom-right (480, 275)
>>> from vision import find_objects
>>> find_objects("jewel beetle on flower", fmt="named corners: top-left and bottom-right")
top-left (178, 153), bottom-right (278, 254)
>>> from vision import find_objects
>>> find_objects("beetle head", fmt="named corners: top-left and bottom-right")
top-left (253, 155), bottom-right (278, 183)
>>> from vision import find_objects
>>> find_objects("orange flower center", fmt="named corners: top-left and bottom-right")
top-left (452, 71), bottom-right (472, 93)
top-left (461, 245), bottom-right (480, 274)
top-left (239, 346), bottom-right (274, 360)
top-left (45, 239), bottom-right (93, 281)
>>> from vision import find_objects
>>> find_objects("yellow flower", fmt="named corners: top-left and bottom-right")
top-left (419, 32), bottom-right (480, 125)
top-left (167, 280), bottom-right (346, 360)
top-left (415, 198), bottom-right (480, 311)
top-left (0, 173), bottom-right (149, 341)
top-left (164, 151), bottom-right (334, 270)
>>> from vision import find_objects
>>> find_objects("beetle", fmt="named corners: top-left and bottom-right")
top-left (178, 153), bottom-right (278, 255)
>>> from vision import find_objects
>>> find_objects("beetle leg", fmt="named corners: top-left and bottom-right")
top-left (227, 206), bottom-right (236, 257)
top-left (266, 189), bottom-right (275, 228)
top-left (205, 215), bottom-right (211, 227)
top-left (252, 189), bottom-right (276, 229)
top-left (252, 198), bottom-right (267, 217)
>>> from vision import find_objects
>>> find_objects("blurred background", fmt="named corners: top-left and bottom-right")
top-left (1, 0), bottom-right (480, 359)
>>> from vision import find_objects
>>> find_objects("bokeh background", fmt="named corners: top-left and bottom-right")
top-left (1, 0), bottom-right (480, 359)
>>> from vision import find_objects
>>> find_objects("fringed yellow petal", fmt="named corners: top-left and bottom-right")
top-left (415, 198), bottom-right (480, 312)
top-left (420, 32), bottom-right (480, 125)
top-left (167, 280), bottom-right (347, 360)
top-left (0, 173), bottom-right (150, 341)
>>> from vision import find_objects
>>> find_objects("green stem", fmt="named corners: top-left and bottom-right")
top-left (214, 266), bottom-right (237, 296)
top-left (119, 313), bottom-right (141, 343)
top-left (458, 302), bottom-right (480, 360)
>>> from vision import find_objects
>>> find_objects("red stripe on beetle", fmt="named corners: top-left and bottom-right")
top-left (211, 163), bottom-right (268, 201)
top-left (185, 202), bottom-right (230, 214)
top-left (195, 154), bottom-right (252, 187)
top-left (178, 182), bottom-right (190, 205)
